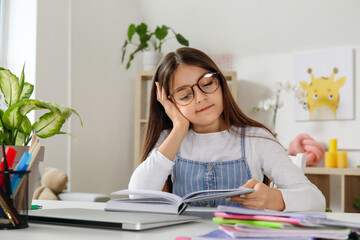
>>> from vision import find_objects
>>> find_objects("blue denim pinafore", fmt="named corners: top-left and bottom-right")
top-left (172, 127), bottom-right (252, 207)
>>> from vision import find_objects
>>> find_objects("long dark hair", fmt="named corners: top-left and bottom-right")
top-left (141, 47), bottom-right (273, 189)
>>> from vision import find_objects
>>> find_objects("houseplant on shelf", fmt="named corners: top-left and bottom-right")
top-left (121, 22), bottom-right (189, 70)
top-left (0, 65), bottom-right (83, 146)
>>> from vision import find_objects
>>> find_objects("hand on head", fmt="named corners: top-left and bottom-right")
top-left (156, 82), bottom-right (190, 129)
top-left (230, 179), bottom-right (285, 211)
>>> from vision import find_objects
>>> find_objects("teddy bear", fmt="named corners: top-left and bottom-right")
top-left (33, 167), bottom-right (68, 200)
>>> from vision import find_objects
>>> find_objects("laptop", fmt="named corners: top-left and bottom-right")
top-left (28, 208), bottom-right (200, 230)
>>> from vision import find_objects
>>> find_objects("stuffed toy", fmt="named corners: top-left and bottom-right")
top-left (33, 167), bottom-right (68, 200)
top-left (289, 133), bottom-right (325, 167)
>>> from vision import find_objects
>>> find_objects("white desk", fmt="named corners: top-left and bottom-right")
top-left (2, 200), bottom-right (360, 240)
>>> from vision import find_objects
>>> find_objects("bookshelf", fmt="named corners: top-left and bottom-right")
top-left (305, 167), bottom-right (360, 213)
top-left (134, 70), bottom-right (237, 169)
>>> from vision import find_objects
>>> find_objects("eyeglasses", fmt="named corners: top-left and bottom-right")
top-left (168, 72), bottom-right (220, 106)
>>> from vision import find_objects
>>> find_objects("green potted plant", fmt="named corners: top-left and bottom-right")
top-left (0, 64), bottom-right (83, 202)
top-left (0, 65), bottom-right (82, 146)
top-left (121, 22), bottom-right (189, 70)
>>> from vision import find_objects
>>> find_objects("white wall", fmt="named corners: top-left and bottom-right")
top-left (0, 0), bottom-right (8, 66)
top-left (139, 0), bottom-right (360, 55)
top-left (36, 0), bottom-right (71, 179)
top-left (69, 0), bottom-right (142, 193)
top-left (34, 0), bottom-right (143, 194)
top-left (5, 0), bottom-right (37, 84)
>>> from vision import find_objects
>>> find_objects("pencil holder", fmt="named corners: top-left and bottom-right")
top-left (0, 170), bottom-right (30, 229)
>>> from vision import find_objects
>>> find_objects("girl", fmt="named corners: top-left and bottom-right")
top-left (129, 47), bottom-right (325, 212)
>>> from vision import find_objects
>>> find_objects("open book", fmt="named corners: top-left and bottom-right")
top-left (105, 188), bottom-right (254, 215)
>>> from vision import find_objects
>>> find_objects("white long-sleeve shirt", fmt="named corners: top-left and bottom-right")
top-left (129, 126), bottom-right (325, 212)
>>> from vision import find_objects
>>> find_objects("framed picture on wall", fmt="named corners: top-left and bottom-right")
top-left (293, 48), bottom-right (354, 121)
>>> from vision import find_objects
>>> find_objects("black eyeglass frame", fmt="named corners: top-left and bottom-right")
top-left (167, 72), bottom-right (220, 106)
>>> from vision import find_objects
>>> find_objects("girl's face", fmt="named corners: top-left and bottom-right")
top-left (170, 65), bottom-right (224, 133)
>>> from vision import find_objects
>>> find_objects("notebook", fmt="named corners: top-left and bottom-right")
top-left (28, 208), bottom-right (200, 230)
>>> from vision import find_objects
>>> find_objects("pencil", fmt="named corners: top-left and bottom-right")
top-left (27, 141), bottom-right (41, 171)
top-left (29, 138), bottom-right (40, 155)
top-left (30, 130), bottom-right (37, 149)
top-left (0, 187), bottom-right (18, 226)
top-left (29, 139), bottom-right (38, 155)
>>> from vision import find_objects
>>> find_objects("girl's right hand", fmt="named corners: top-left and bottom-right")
top-left (156, 82), bottom-right (190, 129)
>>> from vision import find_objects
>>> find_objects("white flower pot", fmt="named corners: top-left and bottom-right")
top-left (142, 51), bottom-right (163, 71)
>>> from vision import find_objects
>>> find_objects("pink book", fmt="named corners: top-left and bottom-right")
top-left (214, 212), bottom-right (303, 226)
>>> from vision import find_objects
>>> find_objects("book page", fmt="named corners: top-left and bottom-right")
top-left (111, 189), bottom-right (182, 204)
top-left (182, 188), bottom-right (254, 203)
top-left (116, 198), bottom-right (177, 205)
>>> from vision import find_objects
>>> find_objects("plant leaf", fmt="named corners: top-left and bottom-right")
top-left (20, 63), bottom-right (25, 91)
top-left (127, 24), bottom-right (136, 41)
top-left (0, 109), bottom-right (11, 144)
top-left (121, 40), bottom-right (128, 63)
top-left (136, 23), bottom-right (150, 45)
top-left (0, 134), bottom-right (4, 144)
top-left (155, 25), bottom-right (168, 40)
top-left (126, 43), bottom-right (148, 69)
top-left (136, 22), bottom-right (147, 35)
top-left (58, 131), bottom-right (78, 141)
top-left (33, 112), bottom-right (66, 138)
top-left (0, 123), bottom-right (7, 144)
top-left (175, 33), bottom-right (189, 46)
top-left (18, 99), bottom-right (42, 116)
top-left (0, 109), bottom-right (3, 128)
top-left (15, 132), bottom-right (26, 146)
top-left (34, 100), bottom-right (83, 127)
top-left (2, 102), bottom-right (23, 129)
top-left (2, 101), bottom-right (31, 139)
top-left (139, 33), bottom-right (151, 45)
top-left (19, 115), bottom-right (32, 135)
top-left (36, 100), bottom-right (75, 119)
top-left (3, 99), bottom-right (78, 131)
top-left (19, 82), bottom-right (34, 100)
top-left (126, 54), bottom-right (133, 69)
top-left (70, 108), bottom-right (83, 127)
top-left (0, 69), bottom-right (21, 106)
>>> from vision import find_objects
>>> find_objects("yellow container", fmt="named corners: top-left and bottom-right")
top-left (325, 152), bottom-right (337, 168)
top-left (329, 139), bottom-right (337, 152)
top-left (337, 151), bottom-right (347, 168)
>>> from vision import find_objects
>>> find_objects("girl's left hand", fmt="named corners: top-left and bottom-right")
top-left (230, 179), bottom-right (285, 211)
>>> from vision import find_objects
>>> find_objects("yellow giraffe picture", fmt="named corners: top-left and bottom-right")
top-left (300, 68), bottom-right (346, 120)
top-left (294, 48), bottom-right (354, 121)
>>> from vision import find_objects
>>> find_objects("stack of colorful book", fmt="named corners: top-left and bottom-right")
top-left (193, 205), bottom-right (360, 240)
